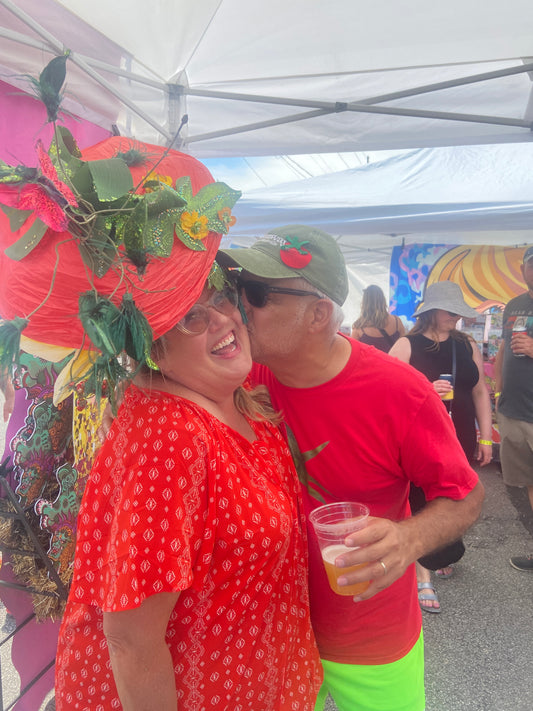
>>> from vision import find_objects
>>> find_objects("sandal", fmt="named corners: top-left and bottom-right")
top-left (435, 566), bottom-right (454, 579)
top-left (417, 582), bottom-right (441, 614)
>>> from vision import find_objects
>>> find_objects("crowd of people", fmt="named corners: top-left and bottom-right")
top-left (1, 129), bottom-right (532, 711)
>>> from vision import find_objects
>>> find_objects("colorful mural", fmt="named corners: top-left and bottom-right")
top-left (391, 243), bottom-right (530, 326)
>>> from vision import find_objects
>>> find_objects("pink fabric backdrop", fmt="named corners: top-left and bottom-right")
top-left (0, 79), bottom-right (111, 165)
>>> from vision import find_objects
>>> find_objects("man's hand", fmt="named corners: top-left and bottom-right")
top-left (332, 481), bottom-right (484, 601)
top-left (510, 332), bottom-right (533, 358)
top-left (333, 517), bottom-right (413, 600)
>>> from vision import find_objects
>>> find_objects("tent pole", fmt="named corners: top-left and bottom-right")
top-left (183, 109), bottom-right (333, 145)
top-left (358, 61), bottom-right (533, 105)
top-left (0, 0), bottom-right (172, 142)
top-left (182, 86), bottom-right (533, 130)
top-left (0, 27), bottom-right (167, 91)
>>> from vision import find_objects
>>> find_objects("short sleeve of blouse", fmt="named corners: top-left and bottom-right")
top-left (71, 388), bottom-right (214, 612)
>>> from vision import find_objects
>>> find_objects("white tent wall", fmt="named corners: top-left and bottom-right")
top-left (2, 0), bottom-right (533, 155)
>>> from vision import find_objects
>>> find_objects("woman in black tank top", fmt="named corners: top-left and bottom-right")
top-left (351, 285), bottom-right (405, 353)
top-left (389, 281), bottom-right (492, 613)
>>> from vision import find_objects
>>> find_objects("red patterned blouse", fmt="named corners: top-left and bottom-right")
top-left (55, 385), bottom-right (321, 710)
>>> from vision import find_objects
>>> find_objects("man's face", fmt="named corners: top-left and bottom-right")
top-left (520, 258), bottom-right (533, 293)
top-left (239, 275), bottom-right (319, 365)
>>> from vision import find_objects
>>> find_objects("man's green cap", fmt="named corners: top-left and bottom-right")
top-left (218, 225), bottom-right (348, 306)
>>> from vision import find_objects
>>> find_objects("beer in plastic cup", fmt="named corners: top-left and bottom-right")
top-left (309, 501), bottom-right (370, 596)
top-left (439, 373), bottom-right (454, 400)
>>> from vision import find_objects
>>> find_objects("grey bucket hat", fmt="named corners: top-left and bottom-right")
top-left (414, 281), bottom-right (479, 319)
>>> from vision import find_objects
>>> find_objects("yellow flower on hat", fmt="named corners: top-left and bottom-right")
top-left (180, 210), bottom-right (209, 240)
top-left (142, 171), bottom-right (173, 192)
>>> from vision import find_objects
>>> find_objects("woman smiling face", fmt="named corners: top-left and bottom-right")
top-left (152, 285), bottom-right (252, 404)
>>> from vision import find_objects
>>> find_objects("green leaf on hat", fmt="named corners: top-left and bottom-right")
top-left (0, 162), bottom-right (38, 185)
top-left (0, 205), bottom-right (32, 232)
top-left (78, 291), bottom-right (125, 358)
top-left (0, 317), bottom-right (28, 372)
top-left (87, 158), bottom-right (134, 202)
top-left (158, 208), bottom-right (206, 252)
top-left (4, 217), bottom-right (48, 260)
top-left (39, 53), bottom-right (68, 98)
top-left (121, 293), bottom-right (153, 364)
top-left (69, 162), bottom-right (98, 206)
top-left (28, 52), bottom-right (70, 123)
top-left (174, 176), bottom-right (193, 203)
top-left (49, 126), bottom-right (83, 183)
top-left (207, 261), bottom-right (226, 291)
top-left (184, 181), bottom-right (241, 232)
top-left (77, 216), bottom-right (118, 277)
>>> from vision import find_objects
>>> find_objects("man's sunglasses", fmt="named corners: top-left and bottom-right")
top-left (237, 279), bottom-right (323, 308)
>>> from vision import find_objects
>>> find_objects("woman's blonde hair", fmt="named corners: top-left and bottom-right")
top-left (234, 384), bottom-right (282, 424)
top-left (353, 285), bottom-right (389, 330)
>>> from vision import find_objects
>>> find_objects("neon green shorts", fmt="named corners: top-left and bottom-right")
top-left (314, 631), bottom-right (425, 711)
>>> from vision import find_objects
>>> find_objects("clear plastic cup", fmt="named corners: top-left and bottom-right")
top-left (309, 501), bottom-right (370, 596)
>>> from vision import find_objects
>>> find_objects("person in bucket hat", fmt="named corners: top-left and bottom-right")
top-left (390, 281), bottom-right (493, 613)
top-left (413, 280), bottom-right (479, 319)
top-left (494, 245), bottom-right (533, 572)
top-left (219, 227), bottom-right (484, 711)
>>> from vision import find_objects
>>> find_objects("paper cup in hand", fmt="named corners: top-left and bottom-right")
top-left (309, 501), bottom-right (370, 596)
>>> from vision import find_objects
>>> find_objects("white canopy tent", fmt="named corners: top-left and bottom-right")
top-left (1, 0), bottom-right (533, 157)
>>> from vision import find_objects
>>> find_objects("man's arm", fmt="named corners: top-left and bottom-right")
top-left (103, 591), bottom-right (179, 711)
top-left (334, 481), bottom-right (484, 600)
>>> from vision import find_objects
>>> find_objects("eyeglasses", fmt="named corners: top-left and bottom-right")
top-left (176, 285), bottom-right (239, 335)
top-left (237, 279), bottom-right (323, 308)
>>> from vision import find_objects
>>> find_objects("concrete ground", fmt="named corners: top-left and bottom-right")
top-left (0, 390), bottom-right (532, 710)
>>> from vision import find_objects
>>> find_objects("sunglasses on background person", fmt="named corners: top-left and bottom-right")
top-left (237, 279), bottom-right (323, 308)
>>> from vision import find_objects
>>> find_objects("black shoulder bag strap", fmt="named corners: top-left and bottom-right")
top-left (449, 339), bottom-right (457, 418)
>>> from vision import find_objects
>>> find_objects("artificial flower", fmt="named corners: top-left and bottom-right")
top-left (217, 207), bottom-right (237, 229)
top-left (180, 210), bottom-right (209, 240)
top-left (36, 140), bottom-right (78, 207)
top-left (0, 182), bottom-right (69, 231)
top-left (142, 171), bottom-right (174, 192)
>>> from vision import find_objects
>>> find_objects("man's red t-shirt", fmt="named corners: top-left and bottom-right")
top-left (251, 338), bottom-right (479, 665)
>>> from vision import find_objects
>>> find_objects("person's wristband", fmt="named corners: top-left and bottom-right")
top-left (478, 439), bottom-right (492, 446)
top-left (494, 391), bottom-right (501, 398)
